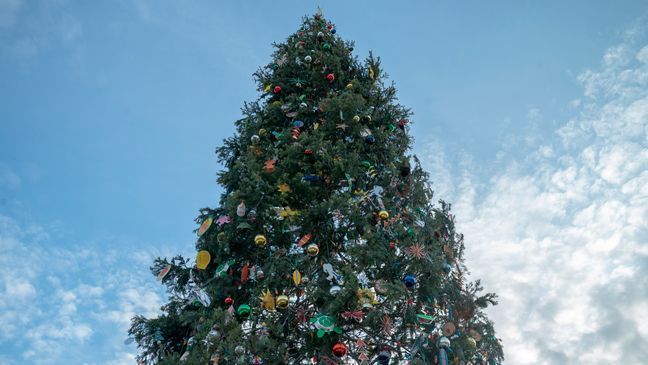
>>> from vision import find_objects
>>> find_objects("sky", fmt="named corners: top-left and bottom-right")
top-left (0, 1), bottom-right (646, 364)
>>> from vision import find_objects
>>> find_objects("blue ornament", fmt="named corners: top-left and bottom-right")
top-left (443, 263), bottom-right (452, 274)
top-left (365, 135), bottom-right (376, 143)
top-left (293, 120), bottom-right (304, 128)
top-left (403, 274), bottom-right (416, 288)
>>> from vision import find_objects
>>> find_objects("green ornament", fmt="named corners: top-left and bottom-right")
top-left (214, 260), bottom-right (235, 278)
top-left (310, 314), bottom-right (342, 338)
top-left (323, 43), bottom-right (331, 50)
top-left (388, 124), bottom-right (396, 132)
top-left (237, 304), bottom-right (251, 317)
top-left (416, 313), bottom-right (435, 325)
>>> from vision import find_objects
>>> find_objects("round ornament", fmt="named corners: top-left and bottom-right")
top-left (235, 345), bottom-right (245, 354)
top-left (365, 135), bottom-right (376, 144)
top-left (198, 217), bottom-right (213, 237)
top-left (442, 322), bottom-right (456, 336)
top-left (237, 304), bottom-right (251, 317)
top-left (353, 115), bottom-right (360, 122)
top-left (469, 329), bottom-right (482, 342)
top-left (378, 210), bottom-right (390, 220)
top-left (323, 43), bottom-right (331, 50)
top-left (224, 297), bottom-right (234, 306)
top-left (273, 85), bottom-right (282, 94)
top-left (332, 342), bottom-right (347, 357)
top-left (438, 336), bottom-right (451, 348)
top-left (329, 285), bottom-right (341, 295)
top-left (403, 274), bottom-right (416, 288)
top-left (374, 279), bottom-right (388, 294)
top-left (300, 102), bottom-right (307, 108)
top-left (306, 243), bottom-right (319, 256)
top-left (304, 55), bottom-right (312, 63)
top-left (251, 134), bottom-right (260, 144)
top-left (346, 83), bottom-right (353, 89)
top-left (276, 295), bottom-right (289, 309)
top-left (254, 234), bottom-right (267, 247)
top-left (196, 250), bottom-right (211, 270)
top-left (466, 337), bottom-right (477, 349)
top-left (326, 73), bottom-right (335, 82)
top-left (317, 31), bottom-right (324, 38)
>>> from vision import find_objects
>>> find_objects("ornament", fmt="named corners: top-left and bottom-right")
top-left (438, 336), bottom-right (451, 348)
top-left (405, 243), bottom-right (427, 260)
top-left (214, 260), bottom-right (234, 277)
top-left (224, 297), bottom-right (234, 305)
top-left (276, 295), bottom-right (289, 309)
top-left (310, 314), bottom-right (342, 337)
top-left (247, 209), bottom-right (257, 221)
top-left (416, 313), bottom-right (435, 325)
top-left (332, 342), bottom-right (347, 357)
top-left (326, 73), bottom-right (335, 82)
top-left (255, 268), bottom-right (265, 279)
top-left (468, 329), bottom-right (482, 342)
top-left (259, 289), bottom-right (276, 311)
top-left (273, 86), bottom-right (282, 94)
top-left (317, 31), bottom-right (324, 38)
top-left (353, 115), bottom-right (360, 122)
top-left (306, 243), bottom-right (319, 256)
top-left (292, 270), bottom-right (302, 286)
top-left (254, 234), bottom-right (267, 247)
top-left (298, 234), bottom-right (312, 246)
top-left (466, 337), bottom-right (477, 349)
top-left (235, 345), bottom-right (245, 354)
top-left (277, 183), bottom-right (291, 193)
top-left (251, 134), bottom-right (260, 144)
top-left (196, 250), bottom-right (211, 270)
top-left (365, 135), bottom-right (375, 143)
top-left (356, 288), bottom-right (377, 308)
top-left (377, 350), bottom-right (391, 365)
top-left (304, 55), bottom-right (312, 63)
top-left (323, 43), bottom-right (331, 50)
top-left (157, 265), bottom-right (171, 281)
top-left (381, 314), bottom-right (393, 335)
top-left (403, 274), bottom-right (416, 288)
top-left (374, 279), bottom-right (388, 294)
top-left (329, 285), bottom-right (341, 294)
top-left (346, 83), bottom-right (353, 89)
top-left (442, 322), bottom-right (456, 336)
top-left (237, 304), bottom-right (251, 317)
top-left (216, 215), bottom-right (232, 226)
top-left (198, 217), bottom-right (213, 236)
top-left (264, 159), bottom-right (276, 173)
top-left (378, 210), bottom-right (390, 220)
top-left (300, 102), bottom-right (307, 108)
top-left (237, 201), bottom-right (246, 217)
top-left (369, 66), bottom-right (375, 80)
top-left (241, 262), bottom-right (250, 284)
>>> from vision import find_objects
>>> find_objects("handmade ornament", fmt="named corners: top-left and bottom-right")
top-left (237, 201), bottom-right (246, 217)
top-left (277, 183), bottom-right (291, 193)
top-left (310, 314), bottom-right (342, 337)
top-left (214, 260), bottom-right (234, 277)
top-left (198, 217), bottom-right (213, 236)
top-left (241, 262), bottom-right (250, 284)
top-left (216, 215), bottom-right (232, 226)
top-left (322, 263), bottom-right (342, 283)
top-left (306, 243), bottom-right (319, 256)
top-left (196, 250), bottom-right (211, 270)
top-left (406, 243), bottom-right (427, 260)
top-left (254, 234), bottom-right (267, 247)
top-left (416, 313), bottom-right (435, 325)
top-left (332, 342), bottom-right (347, 357)
top-left (291, 126), bottom-right (301, 139)
top-left (264, 159), bottom-right (276, 173)
top-left (157, 265), bottom-right (171, 281)
top-left (356, 288), bottom-right (377, 308)
top-left (276, 294), bottom-right (289, 309)
top-left (298, 234), bottom-right (312, 246)
top-left (237, 304), bottom-right (251, 317)
top-left (259, 289), bottom-right (276, 311)
top-left (292, 270), bottom-right (302, 286)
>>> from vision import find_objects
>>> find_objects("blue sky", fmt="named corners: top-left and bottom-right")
top-left (1, 1), bottom-right (647, 364)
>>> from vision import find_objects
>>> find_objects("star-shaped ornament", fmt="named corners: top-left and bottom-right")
top-left (277, 183), bottom-right (291, 194)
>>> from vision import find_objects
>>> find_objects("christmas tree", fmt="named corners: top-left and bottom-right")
top-left (130, 12), bottom-right (503, 365)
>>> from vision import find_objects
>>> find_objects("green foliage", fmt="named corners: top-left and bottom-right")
top-left (130, 12), bottom-right (503, 365)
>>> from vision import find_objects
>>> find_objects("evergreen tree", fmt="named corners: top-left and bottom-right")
top-left (130, 12), bottom-right (504, 365)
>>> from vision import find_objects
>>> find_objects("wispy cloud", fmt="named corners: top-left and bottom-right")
top-left (419, 26), bottom-right (648, 364)
top-left (0, 213), bottom-right (165, 364)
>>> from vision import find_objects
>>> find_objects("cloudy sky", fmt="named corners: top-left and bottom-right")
top-left (1, 1), bottom-right (646, 364)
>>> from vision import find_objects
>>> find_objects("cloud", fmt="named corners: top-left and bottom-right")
top-left (419, 26), bottom-right (648, 364)
top-left (0, 213), bottom-right (165, 364)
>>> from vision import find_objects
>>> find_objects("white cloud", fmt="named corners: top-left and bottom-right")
top-left (419, 27), bottom-right (648, 364)
top-left (0, 214), bottom-right (165, 364)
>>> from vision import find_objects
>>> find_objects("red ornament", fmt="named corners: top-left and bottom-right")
top-left (398, 118), bottom-right (408, 129)
top-left (326, 73), bottom-right (335, 82)
top-left (389, 241), bottom-right (396, 249)
top-left (273, 85), bottom-right (282, 94)
top-left (304, 149), bottom-right (313, 155)
top-left (332, 342), bottom-right (347, 357)
top-left (224, 297), bottom-right (233, 305)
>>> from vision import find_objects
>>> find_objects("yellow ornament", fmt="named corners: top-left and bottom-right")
top-left (466, 337), bottom-right (477, 349)
top-left (277, 183), bottom-right (291, 194)
top-left (346, 83), bottom-right (353, 89)
top-left (369, 66), bottom-right (375, 80)
top-left (264, 84), bottom-right (271, 92)
top-left (276, 295), bottom-right (289, 309)
top-left (254, 234), bottom-right (267, 247)
top-left (259, 128), bottom-right (267, 136)
top-left (356, 288), bottom-right (378, 308)
top-left (259, 289), bottom-right (275, 311)
top-left (292, 270), bottom-right (302, 286)
top-left (272, 100), bottom-right (282, 107)
top-left (196, 250), bottom-right (211, 270)
top-left (353, 115), bottom-right (360, 122)
top-left (278, 206), bottom-right (300, 218)
top-left (306, 243), bottom-right (319, 256)
top-left (314, 122), bottom-right (320, 130)
top-left (378, 210), bottom-right (389, 220)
